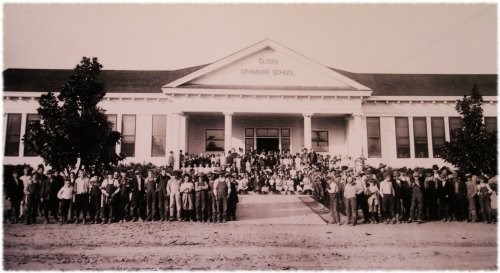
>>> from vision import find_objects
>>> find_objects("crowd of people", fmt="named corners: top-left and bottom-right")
top-left (3, 148), bottom-right (497, 226)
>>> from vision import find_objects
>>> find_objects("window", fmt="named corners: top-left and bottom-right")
top-left (413, 117), bottom-right (428, 158)
top-left (121, 115), bottom-right (136, 157)
top-left (106, 114), bottom-right (117, 130)
top-left (24, 114), bottom-right (40, 156)
top-left (366, 117), bottom-right (381, 158)
top-left (431, 117), bottom-right (445, 158)
top-left (281, 129), bottom-right (290, 152)
top-left (449, 117), bottom-right (461, 135)
top-left (395, 117), bottom-right (410, 158)
top-left (245, 128), bottom-right (254, 151)
top-left (256, 128), bottom-right (279, 137)
top-left (206, 129), bottom-right (224, 152)
top-left (5, 114), bottom-right (22, 156)
top-left (485, 117), bottom-right (497, 133)
top-left (311, 130), bottom-right (328, 152)
top-left (152, 115), bottom-right (166, 157)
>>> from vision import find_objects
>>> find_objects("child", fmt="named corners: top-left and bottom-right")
top-left (57, 178), bottom-right (74, 225)
top-left (366, 178), bottom-right (380, 224)
top-left (380, 172), bottom-right (396, 224)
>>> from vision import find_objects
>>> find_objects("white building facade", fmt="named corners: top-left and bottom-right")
top-left (3, 40), bottom-right (498, 169)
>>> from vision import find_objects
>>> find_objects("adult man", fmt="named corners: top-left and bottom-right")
top-left (409, 171), bottom-right (424, 224)
top-left (355, 171), bottom-right (370, 223)
top-left (145, 170), bottom-right (157, 221)
top-left (156, 168), bottom-right (170, 221)
top-left (118, 170), bottom-right (132, 222)
top-left (195, 173), bottom-right (208, 222)
top-left (206, 172), bottom-right (217, 222)
top-left (74, 170), bottom-right (90, 224)
top-left (167, 171), bottom-right (182, 221)
top-left (344, 176), bottom-right (363, 226)
top-left (437, 169), bottom-right (454, 221)
top-left (100, 171), bottom-right (120, 224)
top-left (89, 173), bottom-right (102, 224)
top-left (40, 170), bottom-right (62, 224)
top-left (25, 173), bottom-right (42, 225)
top-left (452, 171), bottom-right (467, 221)
top-left (327, 174), bottom-right (342, 225)
top-left (131, 169), bottom-right (146, 221)
top-left (19, 167), bottom-right (32, 221)
top-left (168, 151), bottom-right (175, 169)
top-left (213, 173), bottom-right (231, 223)
top-left (227, 173), bottom-right (239, 221)
top-left (5, 170), bottom-right (24, 223)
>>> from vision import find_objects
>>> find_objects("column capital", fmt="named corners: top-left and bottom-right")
top-left (223, 111), bottom-right (234, 116)
top-left (302, 112), bottom-right (314, 118)
top-left (168, 111), bottom-right (183, 116)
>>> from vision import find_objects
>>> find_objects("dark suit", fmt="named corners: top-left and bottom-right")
top-left (5, 176), bottom-right (24, 222)
top-left (156, 175), bottom-right (170, 220)
top-left (40, 176), bottom-right (63, 222)
top-left (437, 177), bottom-right (455, 220)
top-left (131, 176), bottom-right (146, 220)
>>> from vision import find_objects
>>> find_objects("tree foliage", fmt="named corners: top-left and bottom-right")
top-left (23, 57), bottom-right (124, 175)
top-left (441, 85), bottom-right (497, 176)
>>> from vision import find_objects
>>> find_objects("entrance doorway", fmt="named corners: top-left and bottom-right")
top-left (256, 138), bottom-right (279, 153)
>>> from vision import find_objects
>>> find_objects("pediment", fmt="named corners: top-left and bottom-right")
top-left (164, 39), bottom-right (372, 92)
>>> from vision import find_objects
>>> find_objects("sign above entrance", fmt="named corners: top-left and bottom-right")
top-left (164, 39), bottom-right (372, 92)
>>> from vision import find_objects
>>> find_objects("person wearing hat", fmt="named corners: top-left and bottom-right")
top-left (5, 170), bottom-right (24, 224)
top-left (477, 175), bottom-right (493, 223)
top-left (464, 173), bottom-right (478, 222)
top-left (436, 169), bottom-right (454, 222)
top-left (365, 178), bottom-right (380, 224)
top-left (327, 173), bottom-right (342, 225)
top-left (180, 174), bottom-right (195, 222)
top-left (423, 169), bottom-right (438, 221)
top-left (409, 171), bottom-right (424, 224)
top-left (344, 176), bottom-right (363, 226)
top-left (156, 168), bottom-right (170, 222)
top-left (195, 173), bottom-right (208, 222)
top-left (451, 171), bottom-right (467, 222)
top-left (131, 169), bottom-right (146, 222)
top-left (380, 172), bottom-right (396, 224)
top-left (144, 169), bottom-right (157, 221)
top-left (213, 173), bottom-right (231, 223)
top-left (227, 173), bottom-right (239, 221)
top-left (100, 171), bottom-right (120, 224)
top-left (88, 172), bottom-right (102, 224)
top-left (74, 170), bottom-right (90, 224)
top-left (355, 171), bottom-right (370, 224)
top-left (166, 171), bottom-right (182, 221)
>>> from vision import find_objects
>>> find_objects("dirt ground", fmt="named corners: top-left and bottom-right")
top-left (3, 195), bottom-right (498, 270)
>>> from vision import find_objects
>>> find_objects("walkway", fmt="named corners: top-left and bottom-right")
top-left (231, 194), bottom-right (325, 225)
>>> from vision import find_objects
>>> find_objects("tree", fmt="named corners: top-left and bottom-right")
top-left (441, 85), bottom-right (497, 176)
top-left (23, 57), bottom-right (124, 176)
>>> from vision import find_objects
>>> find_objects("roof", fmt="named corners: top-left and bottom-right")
top-left (3, 66), bottom-right (497, 96)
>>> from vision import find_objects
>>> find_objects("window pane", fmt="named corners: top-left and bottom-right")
top-left (281, 138), bottom-right (290, 152)
top-left (395, 117), bottom-right (410, 158)
top-left (245, 138), bottom-right (254, 151)
top-left (413, 117), bottom-right (428, 158)
top-left (24, 114), bottom-right (40, 156)
top-left (281, 129), bottom-right (290, 137)
top-left (206, 140), bottom-right (225, 152)
top-left (106, 114), bottom-right (117, 131)
top-left (121, 115), bottom-right (136, 157)
top-left (449, 117), bottom-right (461, 134)
top-left (5, 114), bottom-right (21, 156)
top-left (152, 136), bottom-right (166, 157)
top-left (431, 117), bottom-right (445, 158)
top-left (312, 131), bottom-right (328, 152)
top-left (245, 128), bottom-right (254, 137)
top-left (366, 118), bottom-right (381, 158)
top-left (152, 115), bottom-right (166, 136)
top-left (485, 117), bottom-right (497, 133)
top-left (256, 128), bottom-right (268, 137)
top-left (206, 129), bottom-right (224, 140)
top-left (206, 129), bottom-right (224, 151)
top-left (151, 115), bottom-right (166, 157)
top-left (268, 129), bottom-right (279, 137)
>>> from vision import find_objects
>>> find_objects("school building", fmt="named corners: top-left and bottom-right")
top-left (3, 39), bottom-right (498, 169)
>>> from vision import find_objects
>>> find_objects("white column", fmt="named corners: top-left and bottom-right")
top-left (351, 114), bottom-right (366, 158)
top-left (224, 112), bottom-right (233, 153)
top-left (408, 116), bottom-right (415, 158)
top-left (426, 116), bottom-right (434, 158)
top-left (19, 113), bottom-right (27, 157)
top-left (444, 116), bottom-right (450, 142)
top-left (303, 113), bottom-right (313, 150)
top-left (116, 114), bottom-right (123, 153)
top-left (179, 114), bottom-right (187, 154)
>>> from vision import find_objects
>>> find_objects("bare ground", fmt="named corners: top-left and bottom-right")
top-left (3, 195), bottom-right (497, 270)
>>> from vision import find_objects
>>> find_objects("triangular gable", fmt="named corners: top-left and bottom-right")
top-left (163, 39), bottom-right (372, 91)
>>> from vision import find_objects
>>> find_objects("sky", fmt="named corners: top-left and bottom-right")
top-left (3, 3), bottom-right (497, 74)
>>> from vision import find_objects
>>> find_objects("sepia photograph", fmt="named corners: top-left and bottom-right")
top-left (2, 2), bottom-right (498, 270)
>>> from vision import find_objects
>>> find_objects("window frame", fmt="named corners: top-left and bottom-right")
top-left (311, 130), bottom-right (329, 153)
top-left (151, 115), bottom-right (167, 157)
top-left (431, 117), bottom-right (445, 158)
top-left (120, 114), bottom-right (136, 157)
top-left (205, 129), bottom-right (225, 152)
top-left (366, 117), bottom-right (382, 158)
top-left (5, 113), bottom-right (22, 157)
top-left (413, 117), bottom-right (429, 158)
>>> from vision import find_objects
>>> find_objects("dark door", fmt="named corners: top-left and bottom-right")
top-left (256, 138), bottom-right (280, 153)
